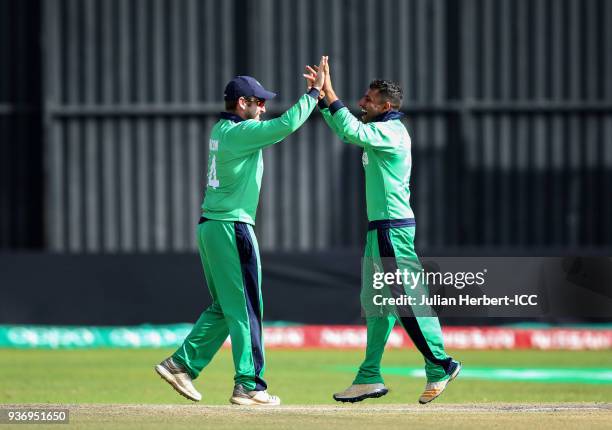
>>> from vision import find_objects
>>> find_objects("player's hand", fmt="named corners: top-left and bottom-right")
top-left (321, 57), bottom-right (339, 104)
top-left (307, 56), bottom-right (326, 91)
top-left (304, 65), bottom-right (326, 99)
top-left (322, 56), bottom-right (333, 93)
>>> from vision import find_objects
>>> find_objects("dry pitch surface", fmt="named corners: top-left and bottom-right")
top-left (1, 403), bottom-right (611, 429)
top-left (2, 349), bottom-right (611, 428)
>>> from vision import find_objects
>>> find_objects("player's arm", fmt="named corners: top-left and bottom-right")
top-left (318, 99), bottom-right (344, 137)
top-left (318, 58), bottom-right (397, 150)
top-left (225, 90), bottom-right (319, 157)
top-left (226, 56), bottom-right (327, 157)
top-left (327, 102), bottom-right (397, 150)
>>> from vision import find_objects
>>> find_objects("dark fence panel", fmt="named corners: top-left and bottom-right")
top-left (0, 0), bottom-right (43, 249)
top-left (0, 253), bottom-right (363, 325)
top-left (4, 252), bottom-right (611, 325)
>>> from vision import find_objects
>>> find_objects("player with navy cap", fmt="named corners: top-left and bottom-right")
top-left (155, 57), bottom-right (327, 406)
top-left (223, 75), bottom-right (278, 103)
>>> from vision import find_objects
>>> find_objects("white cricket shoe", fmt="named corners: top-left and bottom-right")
top-left (333, 383), bottom-right (389, 403)
top-left (418, 360), bottom-right (462, 404)
top-left (230, 384), bottom-right (281, 406)
top-left (155, 357), bottom-right (202, 402)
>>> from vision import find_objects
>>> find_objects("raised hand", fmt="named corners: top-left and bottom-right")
top-left (312, 56), bottom-right (326, 90)
top-left (304, 64), bottom-right (326, 99)
top-left (303, 56), bottom-right (326, 91)
top-left (322, 56), bottom-right (332, 93)
top-left (315, 56), bottom-right (337, 103)
top-left (303, 66), bottom-right (317, 88)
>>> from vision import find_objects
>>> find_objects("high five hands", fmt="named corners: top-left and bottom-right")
top-left (304, 57), bottom-right (325, 98)
top-left (303, 56), bottom-right (327, 94)
top-left (304, 56), bottom-right (337, 103)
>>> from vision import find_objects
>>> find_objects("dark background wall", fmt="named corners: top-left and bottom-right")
top-left (0, 0), bottom-right (43, 249)
top-left (1, 0), bottom-right (611, 324)
top-left (0, 252), bottom-right (364, 325)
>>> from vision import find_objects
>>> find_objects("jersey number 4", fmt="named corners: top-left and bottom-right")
top-left (207, 155), bottom-right (220, 188)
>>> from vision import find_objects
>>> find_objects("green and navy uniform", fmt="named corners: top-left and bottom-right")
top-left (320, 99), bottom-right (453, 383)
top-left (172, 88), bottom-right (320, 391)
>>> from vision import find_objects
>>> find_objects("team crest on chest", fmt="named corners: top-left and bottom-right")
top-left (362, 151), bottom-right (369, 166)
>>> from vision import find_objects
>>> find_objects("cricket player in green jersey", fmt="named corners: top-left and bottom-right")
top-left (306, 59), bottom-right (461, 404)
top-left (155, 57), bottom-right (327, 406)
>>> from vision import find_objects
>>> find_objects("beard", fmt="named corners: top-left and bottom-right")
top-left (247, 108), bottom-right (264, 121)
top-left (361, 112), bottom-right (373, 123)
top-left (244, 110), bottom-right (259, 120)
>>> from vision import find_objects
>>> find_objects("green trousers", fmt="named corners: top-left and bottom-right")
top-left (172, 220), bottom-right (266, 391)
top-left (355, 223), bottom-right (452, 384)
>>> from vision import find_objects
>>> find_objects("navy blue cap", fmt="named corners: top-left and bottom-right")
top-left (224, 76), bottom-right (277, 101)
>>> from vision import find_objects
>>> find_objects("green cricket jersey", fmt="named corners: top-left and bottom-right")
top-left (321, 103), bottom-right (415, 222)
top-left (202, 92), bottom-right (318, 225)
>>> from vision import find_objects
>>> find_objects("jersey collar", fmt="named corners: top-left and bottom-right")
top-left (220, 112), bottom-right (245, 122)
top-left (372, 110), bottom-right (404, 122)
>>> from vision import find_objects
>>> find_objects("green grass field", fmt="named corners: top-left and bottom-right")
top-left (1, 348), bottom-right (611, 429)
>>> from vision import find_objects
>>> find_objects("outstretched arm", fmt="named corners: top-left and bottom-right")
top-left (322, 59), bottom-right (396, 150)
top-left (227, 57), bottom-right (327, 157)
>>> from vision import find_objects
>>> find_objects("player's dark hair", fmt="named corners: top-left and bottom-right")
top-left (369, 79), bottom-right (403, 109)
top-left (225, 99), bottom-right (238, 111)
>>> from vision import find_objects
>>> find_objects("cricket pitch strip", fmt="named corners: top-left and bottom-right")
top-left (2, 403), bottom-right (610, 429)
